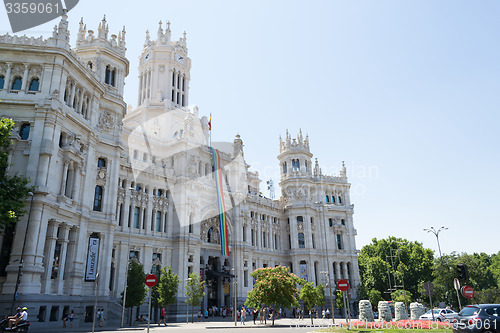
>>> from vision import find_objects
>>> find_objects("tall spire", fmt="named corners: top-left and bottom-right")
top-left (165, 20), bottom-right (171, 42)
top-left (340, 161), bottom-right (347, 178)
top-left (157, 20), bottom-right (164, 40)
top-left (98, 15), bottom-right (108, 39)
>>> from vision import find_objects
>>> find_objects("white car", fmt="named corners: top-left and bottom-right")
top-left (419, 308), bottom-right (458, 322)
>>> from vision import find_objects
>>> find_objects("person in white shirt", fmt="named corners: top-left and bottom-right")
top-left (9, 307), bottom-right (27, 328)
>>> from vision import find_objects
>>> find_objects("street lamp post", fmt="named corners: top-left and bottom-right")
top-left (424, 226), bottom-right (448, 303)
top-left (315, 202), bottom-right (335, 325)
top-left (231, 268), bottom-right (237, 327)
top-left (185, 277), bottom-right (192, 324)
top-left (11, 191), bottom-right (34, 314)
top-left (121, 187), bottom-right (135, 327)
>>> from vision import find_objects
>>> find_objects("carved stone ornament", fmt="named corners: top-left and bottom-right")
top-left (98, 110), bottom-right (114, 131)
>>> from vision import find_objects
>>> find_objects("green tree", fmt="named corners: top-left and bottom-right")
top-left (157, 266), bottom-right (180, 307)
top-left (157, 266), bottom-right (180, 321)
top-left (368, 289), bottom-right (384, 310)
top-left (299, 282), bottom-right (323, 325)
top-left (0, 118), bottom-right (32, 227)
top-left (391, 289), bottom-right (412, 303)
top-left (245, 266), bottom-right (304, 325)
top-left (358, 237), bottom-right (434, 301)
top-left (123, 260), bottom-right (147, 325)
top-left (316, 283), bottom-right (326, 309)
top-left (335, 290), bottom-right (345, 316)
top-left (185, 273), bottom-right (205, 323)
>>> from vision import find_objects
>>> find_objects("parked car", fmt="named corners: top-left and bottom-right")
top-left (419, 308), bottom-right (459, 322)
top-left (453, 304), bottom-right (500, 333)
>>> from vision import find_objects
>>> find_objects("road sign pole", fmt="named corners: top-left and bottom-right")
top-left (147, 287), bottom-right (152, 333)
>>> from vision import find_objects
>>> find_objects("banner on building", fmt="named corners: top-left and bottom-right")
top-left (224, 282), bottom-right (230, 295)
top-left (85, 236), bottom-right (100, 281)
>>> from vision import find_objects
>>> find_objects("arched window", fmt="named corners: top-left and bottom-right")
top-left (97, 158), bottom-right (106, 168)
top-left (283, 162), bottom-right (287, 174)
top-left (87, 61), bottom-right (93, 70)
top-left (0, 75), bottom-right (5, 89)
top-left (207, 227), bottom-right (213, 243)
top-left (332, 196), bottom-right (335, 204)
top-left (338, 196), bottom-right (342, 204)
top-left (325, 195), bottom-right (329, 203)
top-left (11, 77), bottom-right (22, 90)
top-left (19, 123), bottom-right (30, 140)
top-left (341, 219), bottom-right (345, 226)
top-left (298, 232), bottom-right (305, 248)
top-left (296, 216), bottom-right (303, 223)
top-left (329, 218), bottom-right (333, 227)
top-left (93, 185), bottom-right (103, 211)
top-left (105, 65), bottom-right (111, 84)
top-left (28, 78), bottom-right (39, 92)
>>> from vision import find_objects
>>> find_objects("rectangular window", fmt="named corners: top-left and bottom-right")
top-left (312, 234), bottom-right (316, 249)
top-left (93, 185), bottom-right (103, 211)
top-left (263, 232), bottom-right (266, 248)
top-left (298, 232), bottom-right (305, 248)
top-left (134, 207), bottom-right (140, 228)
top-left (244, 270), bottom-right (248, 287)
top-left (251, 230), bottom-right (255, 246)
top-left (156, 212), bottom-right (162, 232)
top-left (337, 234), bottom-right (342, 250)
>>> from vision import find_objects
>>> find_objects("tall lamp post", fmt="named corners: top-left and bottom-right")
top-left (11, 191), bottom-right (34, 314)
top-left (315, 202), bottom-right (335, 325)
top-left (423, 226), bottom-right (448, 303)
top-left (231, 268), bottom-right (237, 327)
top-left (121, 187), bottom-right (135, 327)
top-left (186, 277), bottom-right (192, 324)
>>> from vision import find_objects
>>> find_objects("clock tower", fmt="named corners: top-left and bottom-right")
top-left (137, 21), bottom-right (191, 109)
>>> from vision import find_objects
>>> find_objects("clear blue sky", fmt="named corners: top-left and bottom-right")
top-left (1, 0), bottom-right (499, 256)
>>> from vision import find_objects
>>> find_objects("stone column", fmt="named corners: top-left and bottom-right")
top-left (60, 161), bottom-right (69, 195)
top-left (166, 191), bottom-right (174, 235)
top-left (342, 262), bottom-right (348, 281)
top-left (42, 220), bottom-right (60, 293)
top-left (72, 164), bottom-right (83, 203)
top-left (77, 89), bottom-right (84, 113)
top-left (144, 193), bottom-right (153, 234)
top-left (56, 224), bottom-right (71, 294)
top-left (20, 63), bottom-right (29, 91)
top-left (4, 63), bottom-right (12, 90)
top-left (63, 227), bottom-right (77, 294)
top-left (334, 262), bottom-right (341, 282)
top-left (69, 83), bottom-right (76, 107)
top-left (122, 190), bottom-right (131, 231)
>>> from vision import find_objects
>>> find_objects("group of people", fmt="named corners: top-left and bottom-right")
top-left (62, 310), bottom-right (75, 328)
top-left (7, 306), bottom-right (28, 329)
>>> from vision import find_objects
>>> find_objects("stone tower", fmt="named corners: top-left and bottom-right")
top-left (74, 16), bottom-right (129, 99)
top-left (137, 21), bottom-right (191, 108)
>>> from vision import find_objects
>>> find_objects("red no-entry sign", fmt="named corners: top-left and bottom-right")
top-left (461, 285), bottom-right (474, 299)
top-left (145, 274), bottom-right (158, 288)
top-left (337, 279), bottom-right (349, 291)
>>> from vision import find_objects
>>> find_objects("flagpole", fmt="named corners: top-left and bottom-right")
top-left (209, 113), bottom-right (212, 147)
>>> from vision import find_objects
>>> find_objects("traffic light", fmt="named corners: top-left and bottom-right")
top-left (457, 264), bottom-right (468, 280)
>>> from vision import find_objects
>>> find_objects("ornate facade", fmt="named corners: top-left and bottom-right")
top-left (0, 15), bottom-right (360, 327)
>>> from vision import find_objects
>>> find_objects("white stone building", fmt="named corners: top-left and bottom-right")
top-left (0, 15), bottom-right (360, 327)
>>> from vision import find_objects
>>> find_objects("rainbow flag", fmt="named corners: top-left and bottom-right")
top-left (211, 147), bottom-right (230, 256)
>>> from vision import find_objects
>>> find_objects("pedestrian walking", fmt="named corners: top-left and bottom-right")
top-left (67, 310), bottom-right (75, 328)
top-left (240, 307), bottom-right (246, 325)
top-left (159, 307), bottom-right (166, 326)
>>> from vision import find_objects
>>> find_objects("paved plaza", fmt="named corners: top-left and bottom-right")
top-left (30, 317), bottom-right (347, 333)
